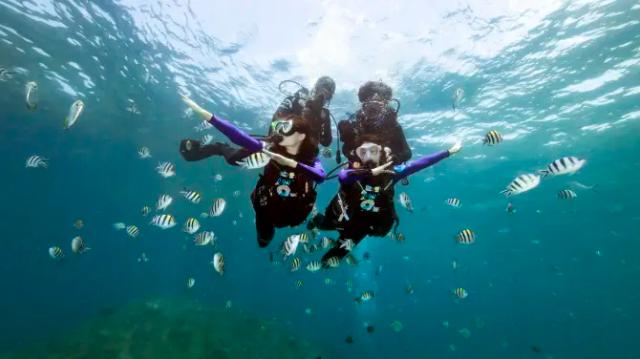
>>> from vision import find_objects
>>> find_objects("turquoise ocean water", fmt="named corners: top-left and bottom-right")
top-left (1, 0), bottom-right (639, 358)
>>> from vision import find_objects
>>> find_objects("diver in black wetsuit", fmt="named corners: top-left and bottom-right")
top-left (337, 81), bottom-right (412, 165)
top-left (308, 133), bottom-right (461, 265)
top-left (179, 76), bottom-right (335, 164)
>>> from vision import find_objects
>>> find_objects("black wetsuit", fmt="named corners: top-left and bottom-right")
top-left (180, 90), bottom-right (332, 163)
top-left (338, 109), bottom-right (411, 165)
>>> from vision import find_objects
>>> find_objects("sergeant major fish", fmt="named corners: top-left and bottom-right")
top-left (150, 214), bottom-right (177, 229)
top-left (501, 173), bottom-right (540, 197)
top-left (63, 100), bottom-right (84, 130)
top-left (236, 152), bottom-right (270, 169)
top-left (156, 194), bottom-right (173, 211)
top-left (25, 155), bottom-right (47, 168)
top-left (138, 146), bottom-right (151, 159)
top-left (180, 189), bottom-right (202, 204)
top-left (399, 192), bottom-right (413, 213)
top-left (482, 130), bottom-right (502, 145)
top-left (209, 198), bottom-right (226, 217)
top-left (212, 252), bottom-right (224, 275)
top-left (156, 162), bottom-right (176, 178)
top-left (282, 234), bottom-right (300, 258)
top-left (25, 81), bottom-right (38, 110)
top-left (539, 156), bottom-right (586, 177)
top-left (183, 217), bottom-right (200, 234)
top-left (558, 189), bottom-right (577, 200)
top-left (49, 246), bottom-right (64, 260)
top-left (194, 231), bottom-right (215, 246)
top-left (71, 236), bottom-right (90, 254)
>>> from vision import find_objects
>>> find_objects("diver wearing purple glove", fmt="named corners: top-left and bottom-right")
top-left (183, 96), bottom-right (325, 247)
top-left (308, 133), bottom-right (462, 265)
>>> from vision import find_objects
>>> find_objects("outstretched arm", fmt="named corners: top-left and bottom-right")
top-left (262, 150), bottom-right (326, 183)
top-left (394, 142), bottom-right (462, 180)
top-left (182, 96), bottom-right (262, 152)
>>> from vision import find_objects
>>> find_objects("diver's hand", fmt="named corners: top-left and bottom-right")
top-left (263, 149), bottom-right (297, 168)
top-left (448, 141), bottom-right (462, 155)
top-left (181, 95), bottom-right (212, 121)
top-left (371, 161), bottom-right (394, 176)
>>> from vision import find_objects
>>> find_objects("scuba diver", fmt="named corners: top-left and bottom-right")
top-left (181, 95), bottom-right (326, 247)
top-left (179, 76), bottom-right (335, 164)
top-left (337, 81), bottom-right (412, 165)
top-left (308, 133), bottom-right (461, 265)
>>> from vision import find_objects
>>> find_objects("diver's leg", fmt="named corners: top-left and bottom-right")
top-left (255, 210), bottom-right (275, 248)
top-left (307, 195), bottom-right (340, 231)
top-left (321, 233), bottom-right (366, 266)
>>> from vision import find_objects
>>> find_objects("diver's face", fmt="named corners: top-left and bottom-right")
top-left (362, 94), bottom-right (386, 119)
top-left (279, 131), bottom-right (306, 147)
top-left (356, 142), bottom-right (382, 168)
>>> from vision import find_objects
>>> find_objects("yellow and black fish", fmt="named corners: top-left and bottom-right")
top-left (456, 229), bottom-right (475, 244)
top-left (483, 130), bottom-right (503, 145)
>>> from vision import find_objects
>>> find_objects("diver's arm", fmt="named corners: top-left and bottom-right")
top-left (395, 142), bottom-right (461, 179)
top-left (297, 158), bottom-right (326, 183)
top-left (338, 168), bottom-right (371, 185)
top-left (208, 114), bottom-right (263, 152)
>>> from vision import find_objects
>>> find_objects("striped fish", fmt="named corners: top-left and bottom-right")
top-left (70, 236), bottom-right (90, 254)
top-left (539, 156), bottom-right (586, 177)
top-left (126, 225), bottom-right (140, 238)
top-left (483, 130), bottom-right (503, 145)
top-left (49, 246), bottom-right (64, 260)
top-left (212, 252), bottom-right (224, 275)
top-left (236, 152), bottom-right (270, 169)
top-left (25, 81), bottom-right (38, 110)
top-left (141, 206), bottom-right (150, 216)
top-left (150, 214), bottom-right (177, 229)
top-left (321, 237), bottom-right (334, 249)
top-left (345, 254), bottom-right (358, 266)
top-left (183, 217), bottom-right (200, 234)
top-left (156, 194), bottom-right (173, 211)
top-left (298, 232), bottom-right (311, 244)
top-left (355, 290), bottom-right (374, 303)
top-left (326, 256), bottom-right (341, 268)
top-left (209, 198), bottom-right (226, 217)
top-left (201, 134), bottom-right (213, 145)
top-left (187, 277), bottom-right (195, 289)
top-left (558, 189), bottom-right (577, 200)
top-left (194, 120), bottom-right (213, 132)
top-left (180, 189), bottom-right (202, 204)
top-left (339, 239), bottom-right (354, 251)
top-left (456, 229), bottom-right (475, 244)
top-left (282, 234), bottom-right (300, 258)
top-left (138, 146), bottom-right (151, 159)
top-left (63, 100), bottom-right (84, 130)
top-left (156, 162), bottom-right (176, 178)
top-left (453, 287), bottom-right (468, 299)
top-left (445, 198), bottom-right (461, 208)
top-left (291, 257), bottom-right (301, 272)
top-left (194, 231), bottom-right (215, 246)
top-left (25, 155), bottom-right (48, 168)
top-left (501, 173), bottom-right (540, 197)
top-left (306, 260), bottom-right (322, 272)
top-left (295, 279), bottom-right (304, 289)
top-left (399, 192), bottom-right (413, 213)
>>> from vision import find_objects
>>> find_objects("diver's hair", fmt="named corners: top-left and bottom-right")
top-left (314, 76), bottom-right (336, 100)
top-left (271, 114), bottom-right (319, 163)
top-left (358, 81), bottom-right (393, 103)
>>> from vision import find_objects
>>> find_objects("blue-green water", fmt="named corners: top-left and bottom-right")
top-left (1, 0), bottom-right (639, 358)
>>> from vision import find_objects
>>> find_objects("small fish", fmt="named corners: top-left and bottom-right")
top-left (324, 277), bottom-right (335, 285)
top-left (212, 252), bottom-right (224, 275)
top-left (71, 236), bottom-right (89, 254)
top-left (326, 256), bottom-right (341, 268)
top-left (25, 155), bottom-right (48, 168)
top-left (126, 225), bottom-right (140, 238)
top-left (183, 217), bottom-right (200, 234)
top-left (150, 214), bottom-right (177, 229)
top-left (390, 320), bottom-right (404, 332)
top-left (568, 181), bottom-right (597, 190)
top-left (458, 328), bottom-right (471, 339)
top-left (194, 120), bottom-right (213, 132)
top-left (291, 257), bottom-right (301, 272)
top-left (321, 237), bottom-right (334, 249)
top-left (539, 156), bottom-right (586, 177)
top-left (339, 239), bottom-right (354, 251)
top-left (213, 174), bottom-right (223, 182)
top-left (209, 198), bottom-right (226, 217)
top-left (405, 284), bottom-right (414, 295)
top-left (232, 190), bottom-right (241, 198)
top-left (298, 232), bottom-right (311, 243)
top-left (138, 146), bottom-right (151, 159)
top-left (156, 194), bottom-right (173, 211)
top-left (398, 192), bottom-right (413, 213)
top-left (282, 234), bottom-right (300, 258)
top-left (456, 229), bottom-right (475, 244)
top-left (306, 260), bottom-right (322, 272)
top-left (355, 290), bottom-right (374, 303)
top-left (49, 246), bottom-right (64, 260)
top-left (187, 277), bottom-right (195, 289)
top-left (73, 219), bottom-right (84, 229)
top-left (506, 202), bottom-right (516, 214)
top-left (391, 232), bottom-right (405, 242)
top-left (201, 134), bottom-right (213, 145)
top-left (453, 287), bottom-right (468, 299)
top-left (141, 206), bottom-right (150, 216)
top-left (445, 198), bottom-right (461, 208)
top-left (452, 87), bottom-right (464, 110)
top-left (558, 189), bottom-right (577, 200)
top-left (63, 100), bottom-right (85, 129)
top-left (482, 130), bottom-right (502, 145)
top-left (113, 222), bottom-right (126, 230)
top-left (375, 265), bottom-right (383, 276)
top-left (295, 279), bottom-right (304, 289)
top-left (194, 231), bottom-right (215, 246)
top-left (345, 254), bottom-right (358, 266)
top-left (236, 152), bottom-right (270, 169)
top-left (180, 189), bottom-right (202, 204)
top-left (25, 81), bottom-right (38, 110)
top-left (156, 162), bottom-right (176, 178)
top-left (501, 173), bottom-right (540, 197)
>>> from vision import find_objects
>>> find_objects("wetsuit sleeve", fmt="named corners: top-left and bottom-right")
top-left (208, 114), bottom-right (263, 152)
top-left (395, 150), bottom-right (449, 180)
top-left (319, 109), bottom-right (332, 147)
top-left (337, 168), bottom-right (371, 185)
top-left (389, 120), bottom-right (412, 163)
top-left (296, 158), bottom-right (326, 183)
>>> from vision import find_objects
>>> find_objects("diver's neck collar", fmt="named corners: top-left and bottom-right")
top-left (284, 142), bottom-right (301, 156)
